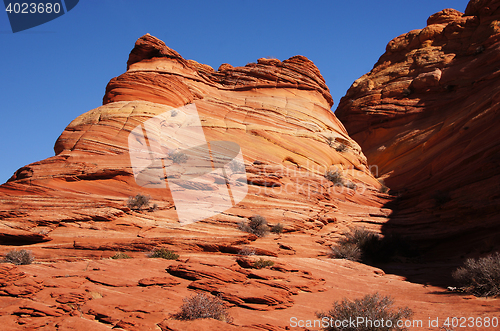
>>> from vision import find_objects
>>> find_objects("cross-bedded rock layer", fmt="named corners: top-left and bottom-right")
top-left (336, 0), bottom-right (500, 256)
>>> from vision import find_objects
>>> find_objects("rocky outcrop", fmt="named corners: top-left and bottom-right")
top-left (336, 0), bottom-right (500, 256)
top-left (0, 33), bottom-right (393, 330)
top-left (1, 1), bottom-right (500, 328)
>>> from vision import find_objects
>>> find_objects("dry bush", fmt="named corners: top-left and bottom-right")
top-left (325, 170), bottom-right (343, 185)
top-left (253, 258), bottom-right (274, 269)
top-left (111, 252), bottom-right (131, 259)
top-left (3, 250), bottom-right (34, 265)
top-left (127, 194), bottom-right (150, 210)
top-left (452, 252), bottom-right (500, 297)
top-left (238, 246), bottom-right (256, 256)
top-left (335, 143), bottom-right (348, 153)
top-left (238, 215), bottom-right (269, 237)
top-left (149, 248), bottom-right (179, 260)
top-left (316, 292), bottom-right (413, 331)
top-left (174, 292), bottom-right (232, 322)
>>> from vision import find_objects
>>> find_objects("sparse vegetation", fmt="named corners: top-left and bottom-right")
top-left (378, 179), bottom-right (389, 194)
top-left (174, 292), bottom-right (233, 322)
top-left (111, 252), bottom-right (131, 259)
top-left (149, 248), bottom-right (179, 260)
top-left (3, 249), bottom-right (34, 265)
top-left (325, 170), bottom-right (343, 185)
top-left (432, 190), bottom-right (451, 206)
top-left (238, 215), bottom-right (269, 237)
top-left (403, 88), bottom-right (412, 97)
top-left (127, 194), bottom-right (150, 210)
top-left (452, 252), bottom-right (500, 297)
top-left (169, 151), bottom-right (188, 164)
top-left (335, 143), bottom-right (348, 153)
top-left (229, 160), bottom-right (245, 173)
top-left (326, 136), bottom-right (335, 147)
top-left (271, 223), bottom-right (284, 234)
top-left (330, 227), bottom-right (417, 263)
top-left (238, 246), bottom-right (256, 256)
top-left (330, 242), bottom-right (362, 261)
top-left (148, 203), bottom-right (158, 212)
top-left (316, 292), bottom-right (413, 331)
top-left (253, 258), bottom-right (275, 269)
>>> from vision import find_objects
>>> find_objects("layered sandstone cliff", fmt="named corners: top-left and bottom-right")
top-left (336, 0), bottom-right (500, 256)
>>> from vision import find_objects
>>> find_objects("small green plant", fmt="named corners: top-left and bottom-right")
top-left (271, 223), bottom-right (284, 234)
top-left (452, 252), bottom-right (500, 297)
top-left (111, 252), bottom-right (131, 259)
top-left (174, 292), bottom-right (232, 322)
top-left (149, 248), bottom-right (179, 260)
top-left (238, 215), bottom-right (269, 237)
top-left (3, 249), bottom-right (34, 265)
top-left (316, 292), bottom-right (413, 331)
top-left (169, 151), bottom-right (188, 164)
top-left (253, 258), bottom-right (275, 269)
top-left (127, 194), bottom-right (150, 210)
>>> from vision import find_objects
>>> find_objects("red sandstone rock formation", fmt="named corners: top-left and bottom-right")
top-left (1, 1), bottom-right (499, 328)
top-left (336, 0), bottom-right (500, 256)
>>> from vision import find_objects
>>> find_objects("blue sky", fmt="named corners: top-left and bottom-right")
top-left (0, 0), bottom-right (470, 184)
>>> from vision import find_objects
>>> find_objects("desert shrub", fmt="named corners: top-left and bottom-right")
top-left (335, 143), bottom-right (348, 153)
top-left (238, 215), bottom-right (269, 237)
top-left (452, 252), bottom-right (500, 297)
top-left (330, 227), bottom-right (416, 263)
top-left (238, 246), bottom-right (256, 256)
top-left (149, 248), bottom-right (179, 260)
top-left (402, 88), bottom-right (412, 97)
top-left (174, 292), bottom-right (232, 322)
top-left (325, 170), bottom-right (344, 186)
top-left (3, 249), bottom-right (34, 265)
top-left (111, 252), bottom-right (131, 259)
top-left (253, 258), bottom-right (275, 269)
top-left (169, 151), bottom-right (188, 164)
top-left (316, 292), bottom-right (413, 331)
top-left (326, 136), bottom-right (335, 147)
top-left (271, 223), bottom-right (284, 234)
top-left (330, 242), bottom-right (362, 261)
top-left (127, 194), bottom-right (150, 210)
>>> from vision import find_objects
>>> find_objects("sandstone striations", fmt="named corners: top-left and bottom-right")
top-left (1, 1), bottom-right (500, 328)
top-left (336, 0), bottom-right (500, 258)
top-left (0, 34), bottom-right (396, 330)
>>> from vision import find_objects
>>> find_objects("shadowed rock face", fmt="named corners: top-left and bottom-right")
top-left (336, 0), bottom-right (500, 255)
